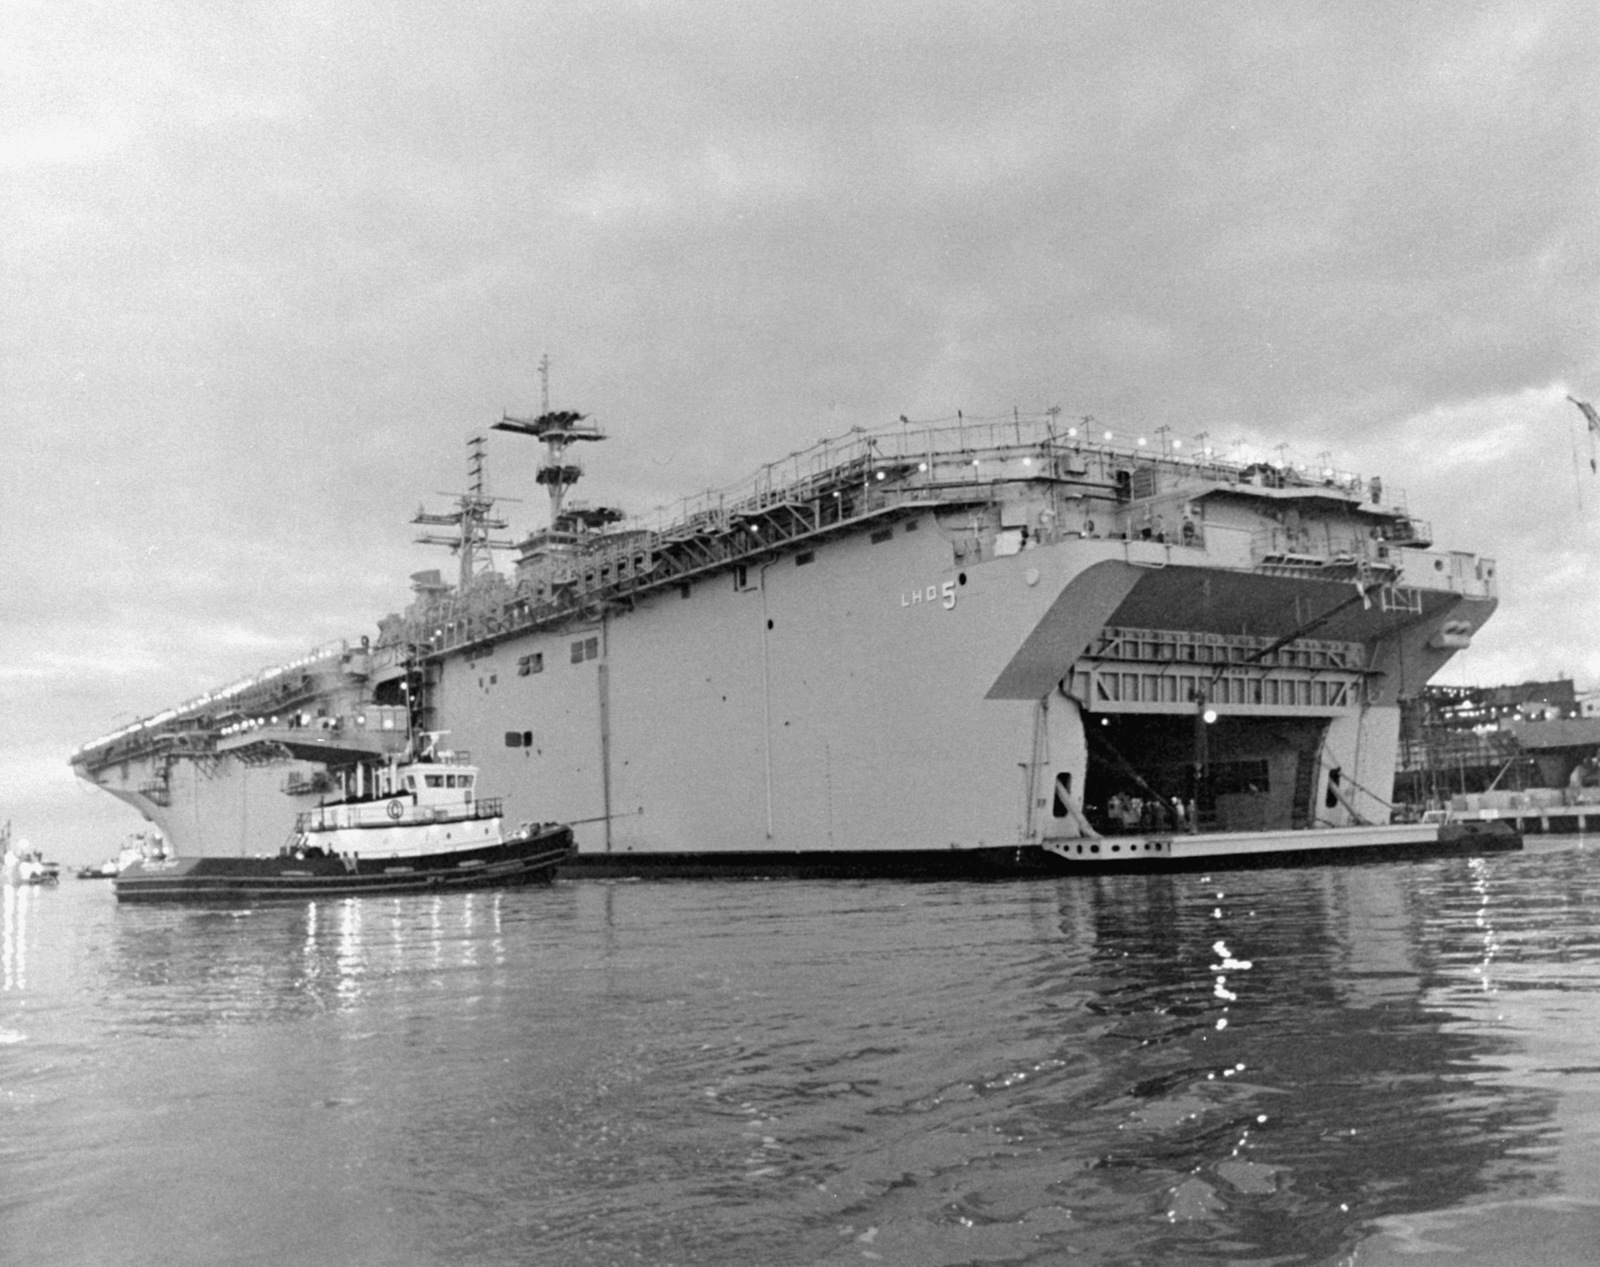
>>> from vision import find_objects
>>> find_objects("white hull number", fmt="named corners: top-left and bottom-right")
top-left (901, 580), bottom-right (957, 610)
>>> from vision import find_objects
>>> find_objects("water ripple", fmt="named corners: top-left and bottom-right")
top-left (5, 850), bottom-right (1600, 1263)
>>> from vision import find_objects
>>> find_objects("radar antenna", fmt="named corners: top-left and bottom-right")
top-left (493, 355), bottom-right (606, 525)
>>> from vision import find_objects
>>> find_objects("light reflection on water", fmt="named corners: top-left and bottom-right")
top-left (3, 841), bottom-right (1600, 1265)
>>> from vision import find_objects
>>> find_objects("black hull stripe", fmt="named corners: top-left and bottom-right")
top-left (559, 836), bottom-right (1521, 880)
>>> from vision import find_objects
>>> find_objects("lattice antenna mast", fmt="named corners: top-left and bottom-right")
top-left (492, 355), bottom-right (606, 526)
top-left (413, 432), bottom-right (517, 588)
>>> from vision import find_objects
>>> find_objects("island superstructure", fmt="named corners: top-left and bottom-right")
top-left (71, 391), bottom-right (1498, 874)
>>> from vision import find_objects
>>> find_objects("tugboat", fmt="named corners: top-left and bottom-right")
top-left (16, 853), bottom-right (62, 885)
top-left (77, 831), bottom-right (166, 879)
top-left (114, 739), bottom-right (572, 903)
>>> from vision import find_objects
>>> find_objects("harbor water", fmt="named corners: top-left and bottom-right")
top-left (6, 841), bottom-right (1600, 1266)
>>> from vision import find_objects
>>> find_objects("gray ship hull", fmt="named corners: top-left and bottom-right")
top-left (424, 537), bottom-right (1493, 867)
top-left (72, 410), bottom-right (1501, 873)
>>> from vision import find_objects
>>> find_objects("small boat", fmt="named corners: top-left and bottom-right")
top-left (8, 850), bottom-right (62, 885)
top-left (3, 823), bottom-right (61, 884)
top-left (77, 832), bottom-right (166, 879)
top-left (114, 747), bottom-right (573, 903)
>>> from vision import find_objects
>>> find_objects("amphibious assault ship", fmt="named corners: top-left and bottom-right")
top-left (72, 379), bottom-right (1500, 874)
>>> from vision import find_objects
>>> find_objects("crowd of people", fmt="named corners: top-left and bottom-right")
top-left (1100, 791), bottom-right (1196, 834)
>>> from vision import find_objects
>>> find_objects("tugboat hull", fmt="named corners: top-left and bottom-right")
top-left (113, 824), bottom-right (573, 903)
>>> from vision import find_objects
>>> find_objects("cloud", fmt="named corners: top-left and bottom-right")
top-left (1342, 386), bottom-right (1600, 684)
top-left (4, 0), bottom-right (1600, 852)
top-left (0, 649), bottom-right (161, 686)
top-left (6, 742), bottom-right (94, 792)
top-left (0, 117), bottom-right (126, 169)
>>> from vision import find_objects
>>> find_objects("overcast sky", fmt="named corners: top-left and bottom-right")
top-left (5, 1), bottom-right (1599, 859)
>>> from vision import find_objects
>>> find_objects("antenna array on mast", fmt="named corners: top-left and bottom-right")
top-left (412, 432), bottom-right (516, 588)
top-left (492, 354), bottom-right (606, 525)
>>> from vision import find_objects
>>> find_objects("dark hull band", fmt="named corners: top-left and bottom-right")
top-left (559, 825), bottom-right (1521, 881)
top-left (114, 826), bottom-right (573, 903)
top-left (563, 847), bottom-right (1061, 880)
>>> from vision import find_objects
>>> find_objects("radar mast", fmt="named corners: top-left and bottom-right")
top-left (412, 432), bottom-right (517, 588)
top-left (493, 355), bottom-right (607, 526)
